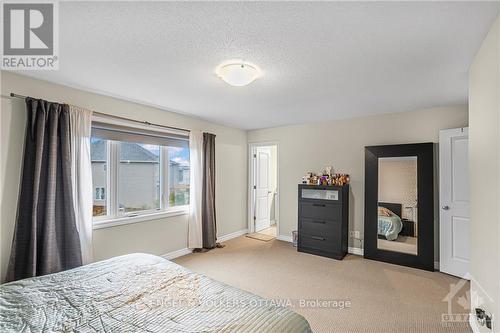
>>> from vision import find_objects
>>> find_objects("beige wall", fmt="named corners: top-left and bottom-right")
top-left (0, 72), bottom-right (248, 281)
top-left (248, 106), bottom-right (468, 251)
top-left (469, 15), bottom-right (500, 332)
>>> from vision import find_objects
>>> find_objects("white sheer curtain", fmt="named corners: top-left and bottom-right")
top-left (69, 105), bottom-right (93, 264)
top-left (188, 130), bottom-right (203, 249)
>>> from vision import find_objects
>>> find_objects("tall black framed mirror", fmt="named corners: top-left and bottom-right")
top-left (364, 143), bottom-right (434, 271)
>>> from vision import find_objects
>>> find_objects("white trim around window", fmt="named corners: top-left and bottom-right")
top-left (93, 205), bottom-right (189, 230)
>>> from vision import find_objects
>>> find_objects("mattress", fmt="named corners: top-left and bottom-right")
top-left (378, 215), bottom-right (403, 241)
top-left (0, 253), bottom-right (311, 333)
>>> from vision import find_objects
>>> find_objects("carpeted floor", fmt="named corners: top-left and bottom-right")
top-left (175, 236), bottom-right (471, 333)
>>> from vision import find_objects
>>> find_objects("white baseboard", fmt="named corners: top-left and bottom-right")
top-left (277, 238), bottom-right (364, 257)
top-left (161, 229), bottom-right (248, 260)
top-left (348, 247), bottom-right (364, 256)
top-left (469, 313), bottom-right (480, 333)
top-left (162, 247), bottom-right (192, 260)
top-left (217, 228), bottom-right (248, 243)
top-left (277, 234), bottom-right (293, 242)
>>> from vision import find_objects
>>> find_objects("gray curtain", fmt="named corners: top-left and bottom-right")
top-left (6, 98), bottom-right (82, 282)
top-left (202, 133), bottom-right (217, 249)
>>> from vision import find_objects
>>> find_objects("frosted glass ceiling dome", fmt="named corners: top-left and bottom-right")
top-left (215, 60), bottom-right (262, 87)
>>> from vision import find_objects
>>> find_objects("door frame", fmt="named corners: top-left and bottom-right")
top-left (364, 143), bottom-right (435, 271)
top-left (248, 142), bottom-right (280, 235)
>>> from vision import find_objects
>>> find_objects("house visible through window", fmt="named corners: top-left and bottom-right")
top-left (92, 138), bottom-right (108, 217)
top-left (118, 142), bottom-right (161, 213)
top-left (168, 147), bottom-right (190, 206)
top-left (95, 187), bottom-right (106, 200)
top-left (90, 122), bottom-right (190, 222)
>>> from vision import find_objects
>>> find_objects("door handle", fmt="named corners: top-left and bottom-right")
top-left (311, 236), bottom-right (325, 241)
top-left (442, 205), bottom-right (450, 210)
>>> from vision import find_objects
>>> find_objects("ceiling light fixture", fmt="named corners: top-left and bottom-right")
top-left (215, 60), bottom-right (262, 87)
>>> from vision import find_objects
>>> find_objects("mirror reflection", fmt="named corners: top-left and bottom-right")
top-left (377, 156), bottom-right (418, 255)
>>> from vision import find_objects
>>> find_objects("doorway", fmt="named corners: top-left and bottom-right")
top-left (248, 143), bottom-right (279, 241)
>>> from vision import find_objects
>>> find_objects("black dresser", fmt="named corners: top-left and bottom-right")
top-left (297, 184), bottom-right (349, 260)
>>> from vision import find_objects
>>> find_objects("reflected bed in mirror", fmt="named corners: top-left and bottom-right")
top-left (377, 157), bottom-right (418, 255)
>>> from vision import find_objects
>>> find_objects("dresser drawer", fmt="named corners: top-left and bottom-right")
top-left (299, 233), bottom-right (341, 253)
top-left (299, 202), bottom-right (341, 221)
top-left (299, 218), bottom-right (341, 236)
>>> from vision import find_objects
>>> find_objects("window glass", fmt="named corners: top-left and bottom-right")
top-left (118, 142), bottom-right (161, 213)
top-left (91, 138), bottom-right (108, 217)
top-left (90, 125), bottom-right (190, 223)
top-left (168, 147), bottom-right (190, 207)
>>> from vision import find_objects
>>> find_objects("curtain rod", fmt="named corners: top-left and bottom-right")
top-left (9, 92), bottom-right (191, 133)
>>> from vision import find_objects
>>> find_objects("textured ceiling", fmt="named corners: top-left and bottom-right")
top-left (19, 1), bottom-right (500, 129)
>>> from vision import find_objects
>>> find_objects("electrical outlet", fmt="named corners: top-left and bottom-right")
top-left (350, 231), bottom-right (361, 239)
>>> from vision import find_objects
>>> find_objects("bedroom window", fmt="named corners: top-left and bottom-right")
top-left (90, 121), bottom-right (190, 227)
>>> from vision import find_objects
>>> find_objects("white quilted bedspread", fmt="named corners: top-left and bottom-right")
top-left (0, 253), bottom-right (311, 333)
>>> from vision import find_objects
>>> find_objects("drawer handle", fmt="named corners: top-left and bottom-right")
top-left (311, 236), bottom-right (325, 241)
top-left (311, 220), bottom-right (326, 224)
top-left (312, 203), bottom-right (326, 207)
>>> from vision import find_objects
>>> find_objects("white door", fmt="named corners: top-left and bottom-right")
top-left (254, 147), bottom-right (271, 232)
top-left (439, 127), bottom-right (470, 278)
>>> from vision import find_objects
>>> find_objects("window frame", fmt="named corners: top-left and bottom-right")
top-left (91, 118), bottom-right (190, 229)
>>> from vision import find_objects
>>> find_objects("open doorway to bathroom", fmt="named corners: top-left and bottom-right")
top-left (247, 143), bottom-right (279, 242)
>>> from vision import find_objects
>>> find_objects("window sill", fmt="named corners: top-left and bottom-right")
top-left (93, 207), bottom-right (189, 230)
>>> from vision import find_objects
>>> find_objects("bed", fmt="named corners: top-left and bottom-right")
top-left (0, 253), bottom-right (311, 333)
top-left (377, 202), bottom-right (403, 241)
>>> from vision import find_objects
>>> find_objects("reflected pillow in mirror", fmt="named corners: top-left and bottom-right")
top-left (378, 206), bottom-right (394, 217)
